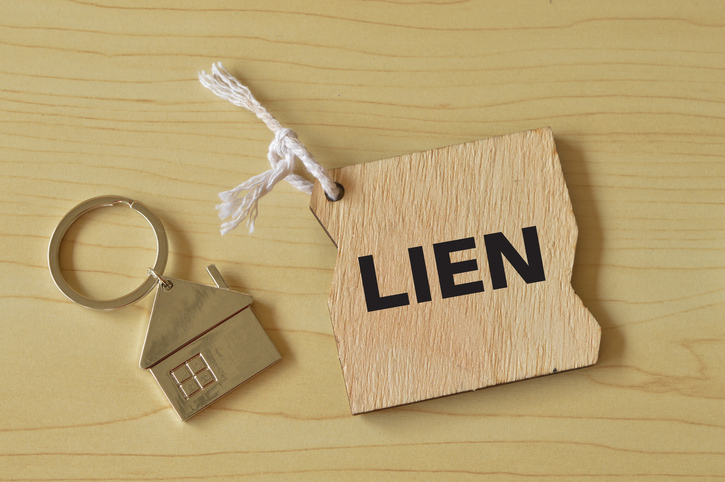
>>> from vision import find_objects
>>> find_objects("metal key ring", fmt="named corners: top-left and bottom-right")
top-left (48, 195), bottom-right (168, 311)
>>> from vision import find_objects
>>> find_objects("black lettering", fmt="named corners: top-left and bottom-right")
top-left (433, 237), bottom-right (484, 299)
top-left (484, 226), bottom-right (545, 290)
top-left (408, 246), bottom-right (432, 303)
top-left (358, 255), bottom-right (410, 312)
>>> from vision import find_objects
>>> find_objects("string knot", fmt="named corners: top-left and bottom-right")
top-left (268, 128), bottom-right (297, 168)
top-left (199, 63), bottom-right (342, 234)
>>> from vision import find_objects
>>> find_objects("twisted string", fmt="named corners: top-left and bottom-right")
top-left (199, 63), bottom-right (342, 234)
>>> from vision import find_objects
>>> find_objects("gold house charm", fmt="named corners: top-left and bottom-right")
top-left (139, 265), bottom-right (281, 420)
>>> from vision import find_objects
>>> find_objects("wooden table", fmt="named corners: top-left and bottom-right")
top-left (2, 1), bottom-right (722, 479)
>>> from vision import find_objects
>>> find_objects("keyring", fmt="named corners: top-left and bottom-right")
top-left (47, 195), bottom-right (280, 421)
top-left (48, 195), bottom-right (168, 310)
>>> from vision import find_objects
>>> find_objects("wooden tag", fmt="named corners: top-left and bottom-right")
top-left (310, 127), bottom-right (601, 415)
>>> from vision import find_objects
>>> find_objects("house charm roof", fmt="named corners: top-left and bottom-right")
top-left (140, 265), bottom-right (281, 420)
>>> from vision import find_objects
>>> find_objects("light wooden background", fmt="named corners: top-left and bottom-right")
top-left (1, 1), bottom-right (722, 480)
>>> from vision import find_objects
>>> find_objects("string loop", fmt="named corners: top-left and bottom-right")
top-left (199, 63), bottom-right (342, 234)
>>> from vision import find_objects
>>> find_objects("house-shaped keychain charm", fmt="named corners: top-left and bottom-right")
top-left (139, 265), bottom-right (281, 420)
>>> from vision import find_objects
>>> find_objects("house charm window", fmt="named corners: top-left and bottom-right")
top-left (171, 354), bottom-right (217, 399)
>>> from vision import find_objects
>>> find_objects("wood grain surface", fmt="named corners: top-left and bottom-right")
top-left (1, 1), bottom-right (723, 480)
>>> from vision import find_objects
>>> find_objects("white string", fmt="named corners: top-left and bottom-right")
top-left (199, 63), bottom-right (342, 234)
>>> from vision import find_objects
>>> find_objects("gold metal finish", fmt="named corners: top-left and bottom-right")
top-left (48, 196), bottom-right (279, 421)
top-left (149, 307), bottom-right (281, 420)
top-left (205, 264), bottom-right (228, 289)
top-left (47, 195), bottom-right (168, 310)
top-left (139, 271), bottom-right (254, 369)
top-left (142, 267), bottom-right (280, 420)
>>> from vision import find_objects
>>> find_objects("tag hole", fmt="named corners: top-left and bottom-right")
top-left (161, 280), bottom-right (174, 291)
top-left (325, 182), bottom-right (345, 202)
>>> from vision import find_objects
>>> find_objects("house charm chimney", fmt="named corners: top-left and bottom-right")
top-left (140, 265), bottom-right (281, 421)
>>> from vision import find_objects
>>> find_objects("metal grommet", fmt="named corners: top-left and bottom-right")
top-left (48, 195), bottom-right (168, 311)
top-left (325, 182), bottom-right (345, 202)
